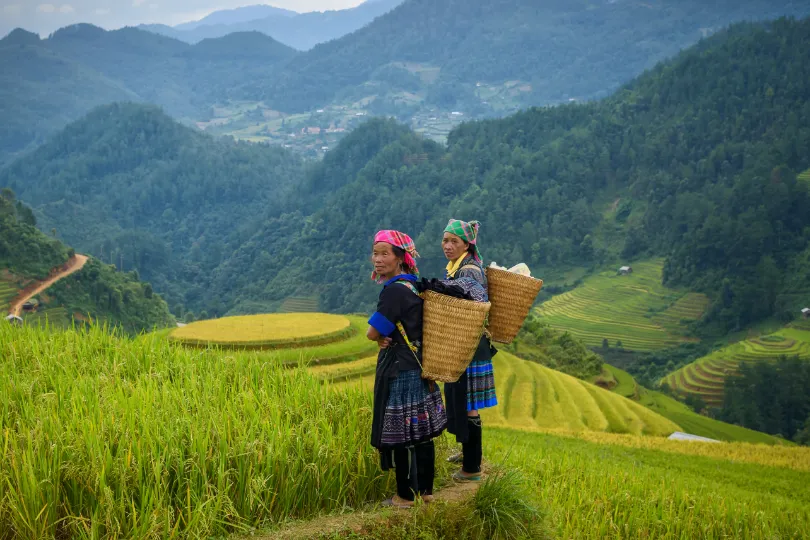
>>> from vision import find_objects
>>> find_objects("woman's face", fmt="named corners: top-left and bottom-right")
top-left (372, 242), bottom-right (402, 279)
top-left (442, 232), bottom-right (468, 261)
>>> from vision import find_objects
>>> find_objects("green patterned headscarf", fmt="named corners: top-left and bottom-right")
top-left (444, 219), bottom-right (482, 263)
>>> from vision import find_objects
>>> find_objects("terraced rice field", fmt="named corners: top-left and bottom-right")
top-left (22, 306), bottom-right (70, 328)
top-left (170, 313), bottom-right (352, 349)
top-left (663, 326), bottom-right (810, 406)
top-left (310, 355), bottom-right (377, 382)
top-left (280, 295), bottom-right (319, 313)
top-left (172, 314), bottom-right (379, 367)
top-left (335, 350), bottom-right (680, 437)
top-left (602, 364), bottom-right (786, 444)
top-left (482, 352), bottom-right (679, 436)
top-left (798, 168), bottom-right (810, 184)
top-left (536, 259), bottom-right (708, 351)
top-left (0, 280), bottom-right (18, 311)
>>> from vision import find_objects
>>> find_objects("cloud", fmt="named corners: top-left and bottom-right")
top-left (3, 4), bottom-right (22, 15)
top-left (95, 8), bottom-right (111, 16)
top-left (36, 4), bottom-right (56, 13)
top-left (132, 0), bottom-right (146, 6)
top-left (59, 4), bottom-right (74, 13)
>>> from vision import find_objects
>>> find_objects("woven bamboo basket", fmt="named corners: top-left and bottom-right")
top-left (485, 267), bottom-right (544, 344)
top-left (420, 290), bottom-right (491, 383)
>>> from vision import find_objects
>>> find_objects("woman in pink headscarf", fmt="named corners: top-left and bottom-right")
top-left (366, 230), bottom-right (447, 508)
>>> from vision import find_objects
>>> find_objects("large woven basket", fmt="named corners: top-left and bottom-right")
top-left (485, 267), bottom-right (544, 344)
top-left (420, 290), bottom-right (491, 383)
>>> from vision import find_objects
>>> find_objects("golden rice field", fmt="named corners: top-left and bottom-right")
top-left (333, 351), bottom-right (680, 437)
top-left (484, 427), bottom-right (810, 539)
top-left (536, 259), bottom-right (708, 351)
top-left (310, 355), bottom-right (377, 382)
top-left (5, 318), bottom-right (810, 538)
top-left (266, 316), bottom-right (378, 365)
top-left (170, 312), bottom-right (352, 348)
top-left (663, 326), bottom-right (810, 406)
top-left (0, 323), bottom-right (391, 538)
top-left (481, 352), bottom-right (680, 436)
top-left (547, 429), bottom-right (810, 472)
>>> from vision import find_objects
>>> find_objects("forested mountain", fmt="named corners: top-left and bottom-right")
top-left (0, 189), bottom-right (174, 332)
top-left (3, 19), bottom-right (810, 332)
top-left (140, 0), bottom-right (404, 50)
top-left (2, 0), bottom-right (808, 167)
top-left (0, 103), bottom-right (305, 312)
top-left (257, 0), bottom-right (810, 112)
top-left (720, 358), bottom-right (810, 444)
top-left (0, 25), bottom-right (296, 165)
top-left (211, 17), bottom-right (810, 330)
top-left (0, 188), bottom-right (67, 279)
top-left (0, 29), bottom-right (139, 164)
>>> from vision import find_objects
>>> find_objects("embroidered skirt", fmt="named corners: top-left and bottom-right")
top-left (466, 338), bottom-right (497, 411)
top-left (381, 369), bottom-right (447, 447)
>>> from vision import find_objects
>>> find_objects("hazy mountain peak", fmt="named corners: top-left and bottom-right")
top-left (49, 23), bottom-right (106, 41)
top-left (175, 4), bottom-right (299, 31)
top-left (1, 28), bottom-right (41, 47)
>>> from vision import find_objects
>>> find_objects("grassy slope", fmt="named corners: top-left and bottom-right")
top-left (535, 259), bottom-right (708, 351)
top-left (663, 325), bottom-right (810, 406)
top-left (0, 324), bottom-right (393, 537)
top-left (485, 427), bottom-right (810, 539)
top-left (603, 364), bottom-right (786, 445)
top-left (4, 323), bottom-right (809, 538)
top-left (481, 352), bottom-right (679, 436)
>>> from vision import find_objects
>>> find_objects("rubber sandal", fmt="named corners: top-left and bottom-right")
top-left (420, 494), bottom-right (435, 503)
top-left (452, 470), bottom-right (482, 482)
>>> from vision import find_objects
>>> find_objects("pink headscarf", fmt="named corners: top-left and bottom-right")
top-left (372, 230), bottom-right (420, 281)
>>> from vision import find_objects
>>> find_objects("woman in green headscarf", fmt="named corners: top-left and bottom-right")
top-left (441, 218), bottom-right (497, 481)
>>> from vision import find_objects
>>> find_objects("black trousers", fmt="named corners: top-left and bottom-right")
top-left (462, 415), bottom-right (483, 474)
top-left (393, 440), bottom-right (435, 500)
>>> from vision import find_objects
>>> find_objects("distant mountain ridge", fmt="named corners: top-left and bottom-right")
top-left (174, 4), bottom-right (298, 31)
top-left (4, 17), bottom-right (810, 326)
top-left (2, 0), bottom-right (810, 167)
top-left (138, 0), bottom-right (404, 50)
top-left (0, 24), bottom-right (297, 165)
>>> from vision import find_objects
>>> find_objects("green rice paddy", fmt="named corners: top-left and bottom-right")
top-left (0, 277), bottom-right (21, 312)
top-left (279, 295), bottom-right (320, 313)
top-left (5, 316), bottom-right (807, 537)
top-left (536, 259), bottom-right (708, 351)
top-left (22, 306), bottom-right (70, 327)
top-left (663, 326), bottom-right (810, 407)
top-left (602, 365), bottom-right (786, 444)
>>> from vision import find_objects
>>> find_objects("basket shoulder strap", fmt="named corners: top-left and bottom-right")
top-left (396, 321), bottom-right (418, 353)
top-left (396, 321), bottom-right (423, 370)
top-left (395, 281), bottom-right (419, 294)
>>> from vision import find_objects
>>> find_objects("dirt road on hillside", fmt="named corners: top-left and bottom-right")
top-left (8, 254), bottom-right (88, 317)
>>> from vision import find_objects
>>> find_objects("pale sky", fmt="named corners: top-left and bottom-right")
top-left (0, 0), bottom-right (365, 37)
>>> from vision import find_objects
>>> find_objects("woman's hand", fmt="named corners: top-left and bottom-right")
top-left (377, 337), bottom-right (392, 349)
